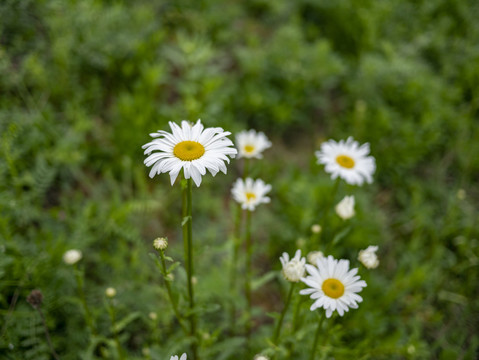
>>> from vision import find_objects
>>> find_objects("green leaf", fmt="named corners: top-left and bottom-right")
top-left (182, 216), bottom-right (191, 226)
top-left (113, 312), bottom-right (142, 333)
top-left (332, 227), bottom-right (351, 246)
top-left (252, 271), bottom-right (277, 290)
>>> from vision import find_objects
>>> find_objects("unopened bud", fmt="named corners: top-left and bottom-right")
top-left (153, 237), bottom-right (168, 250)
top-left (26, 289), bottom-right (43, 309)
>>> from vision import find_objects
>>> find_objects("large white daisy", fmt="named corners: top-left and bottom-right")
top-left (236, 129), bottom-right (272, 159)
top-left (231, 177), bottom-right (271, 211)
top-left (142, 120), bottom-right (237, 187)
top-left (315, 137), bottom-right (375, 186)
top-left (300, 255), bottom-right (367, 318)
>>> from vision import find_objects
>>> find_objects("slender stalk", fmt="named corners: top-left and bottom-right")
top-left (286, 294), bottom-right (304, 357)
top-left (36, 307), bottom-right (60, 360)
top-left (159, 250), bottom-right (189, 334)
top-left (244, 209), bottom-right (253, 336)
top-left (272, 282), bottom-right (296, 344)
top-left (243, 158), bottom-right (250, 179)
top-left (229, 203), bottom-right (242, 331)
top-left (106, 299), bottom-right (125, 360)
top-left (310, 314), bottom-right (325, 360)
top-left (182, 178), bottom-right (198, 360)
top-left (74, 266), bottom-right (96, 336)
top-left (326, 178), bottom-right (341, 217)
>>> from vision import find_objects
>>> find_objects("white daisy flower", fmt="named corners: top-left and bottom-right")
top-left (231, 177), bottom-right (271, 211)
top-left (63, 249), bottom-right (82, 265)
top-left (236, 129), bottom-right (272, 159)
top-left (315, 137), bottom-right (375, 186)
top-left (142, 120), bottom-right (237, 187)
top-left (279, 249), bottom-right (306, 282)
top-left (335, 195), bottom-right (355, 220)
top-left (170, 354), bottom-right (187, 360)
top-left (358, 245), bottom-right (379, 269)
top-left (300, 255), bottom-right (367, 318)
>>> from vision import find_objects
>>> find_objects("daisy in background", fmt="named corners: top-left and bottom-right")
top-left (358, 245), bottom-right (379, 269)
top-left (335, 195), bottom-right (355, 220)
top-left (170, 354), bottom-right (187, 360)
top-left (231, 177), bottom-right (271, 211)
top-left (315, 136), bottom-right (375, 186)
top-left (236, 129), bottom-right (272, 159)
top-left (63, 249), bottom-right (82, 265)
top-left (307, 251), bottom-right (324, 265)
top-left (142, 119), bottom-right (237, 187)
top-left (300, 255), bottom-right (367, 318)
top-left (280, 250), bottom-right (306, 282)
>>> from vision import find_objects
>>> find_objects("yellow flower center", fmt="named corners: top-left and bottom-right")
top-left (336, 155), bottom-right (355, 169)
top-left (245, 192), bottom-right (256, 201)
top-left (173, 141), bottom-right (205, 161)
top-left (244, 145), bottom-right (255, 153)
top-left (322, 278), bottom-right (345, 299)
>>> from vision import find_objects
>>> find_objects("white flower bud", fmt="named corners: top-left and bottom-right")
top-left (358, 245), bottom-right (379, 269)
top-left (105, 287), bottom-right (116, 298)
top-left (63, 249), bottom-right (82, 265)
top-left (279, 250), bottom-right (306, 282)
top-left (335, 195), bottom-right (355, 220)
top-left (153, 237), bottom-right (168, 250)
top-left (307, 251), bottom-right (324, 265)
top-left (254, 356), bottom-right (270, 360)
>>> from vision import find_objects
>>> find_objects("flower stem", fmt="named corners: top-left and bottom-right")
top-left (159, 250), bottom-right (189, 334)
top-left (106, 299), bottom-right (125, 360)
top-left (229, 203), bottom-right (242, 332)
top-left (326, 178), bottom-right (341, 217)
top-left (74, 266), bottom-right (96, 336)
top-left (36, 307), bottom-right (60, 360)
top-left (243, 158), bottom-right (250, 179)
top-left (244, 209), bottom-right (252, 336)
top-left (182, 178), bottom-right (198, 359)
top-left (272, 282), bottom-right (296, 344)
top-left (310, 314), bottom-right (325, 360)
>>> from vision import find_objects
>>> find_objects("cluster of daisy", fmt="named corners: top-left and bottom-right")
top-left (274, 135), bottom-right (380, 338)
top-left (141, 119), bottom-right (382, 358)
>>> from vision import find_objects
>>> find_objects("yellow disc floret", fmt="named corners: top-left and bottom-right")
top-left (244, 145), bottom-right (255, 153)
top-left (245, 192), bottom-right (256, 202)
top-left (336, 155), bottom-right (355, 169)
top-left (322, 278), bottom-right (345, 299)
top-left (173, 141), bottom-right (205, 161)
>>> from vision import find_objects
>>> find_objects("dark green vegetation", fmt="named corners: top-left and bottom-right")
top-left (1, 0), bottom-right (478, 359)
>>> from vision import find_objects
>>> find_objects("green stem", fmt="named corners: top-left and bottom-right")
top-left (107, 299), bottom-right (125, 360)
top-left (244, 209), bottom-right (252, 336)
top-left (243, 158), bottom-right (250, 179)
top-left (182, 178), bottom-right (198, 360)
top-left (37, 307), bottom-right (60, 360)
top-left (159, 250), bottom-right (189, 334)
top-left (310, 314), bottom-right (325, 360)
top-left (326, 178), bottom-right (341, 217)
top-left (74, 266), bottom-right (96, 336)
top-left (286, 294), bottom-right (304, 357)
top-left (229, 203), bottom-right (242, 332)
top-left (272, 282), bottom-right (296, 344)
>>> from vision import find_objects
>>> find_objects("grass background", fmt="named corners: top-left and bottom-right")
top-left (1, 0), bottom-right (478, 359)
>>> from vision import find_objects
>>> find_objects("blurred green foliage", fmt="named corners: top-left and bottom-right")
top-left (1, 0), bottom-right (478, 359)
